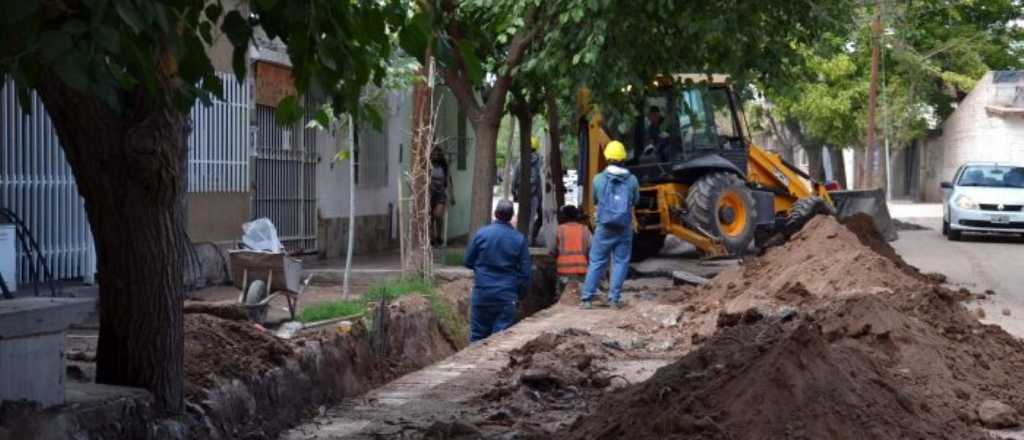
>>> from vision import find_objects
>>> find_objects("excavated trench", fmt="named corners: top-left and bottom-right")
top-left (3, 258), bottom-right (561, 440)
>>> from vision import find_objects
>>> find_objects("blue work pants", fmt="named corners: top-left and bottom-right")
top-left (470, 299), bottom-right (518, 343)
top-left (581, 225), bottom-right (633, 303)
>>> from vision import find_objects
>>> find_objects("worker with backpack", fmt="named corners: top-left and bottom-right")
top-left (580, 140), bottom-right (639, 310)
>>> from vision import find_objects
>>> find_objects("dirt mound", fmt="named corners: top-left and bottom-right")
top-left (841, 213), bottom-right (935, 282)
top-left (184, 313), bottom-right (294, 399)
top-left (562, 213), bottom-right (1024, 439)
top-left (706, 216), bottom-right (927, 309)
top-left (562, 318), bottom-right (984, 440)
top-left (815, 291), bottom-right (1024, 427)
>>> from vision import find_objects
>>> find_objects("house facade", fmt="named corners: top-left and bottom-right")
top-left (899, 71), bottom-right (1024, 202)
top-left (0, 40), bottom-right (476, 286)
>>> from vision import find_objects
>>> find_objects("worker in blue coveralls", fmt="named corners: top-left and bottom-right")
top-left (463, 200), bottom-right (532, 343)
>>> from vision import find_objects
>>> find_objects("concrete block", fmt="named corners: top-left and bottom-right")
top-left (0, 297), bottom-right (95, 407)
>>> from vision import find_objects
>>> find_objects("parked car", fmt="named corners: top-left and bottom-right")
top-left (941, 162), bottom-right (1024, 240)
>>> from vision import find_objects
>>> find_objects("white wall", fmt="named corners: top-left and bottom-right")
top-left (434, 88), bottom-right (476, 240)
top-left (316, 90), bottom-right (411, 219)
top-left (920, 72), bottom-right (1024, 201)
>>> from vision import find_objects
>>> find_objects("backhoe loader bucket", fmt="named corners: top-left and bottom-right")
top-left (828, 189), bottom-right (897, 241)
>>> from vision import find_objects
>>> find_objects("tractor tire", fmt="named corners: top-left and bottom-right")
top-left (631, 232), bottom-right (666, 262)
top-left (783, 196), bottom-right (832, 236)
top-left (685, 172), bottom-right (756, 256)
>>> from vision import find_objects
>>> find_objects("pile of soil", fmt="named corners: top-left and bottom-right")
top-left (503, 328), bottom-right (622, 389)
top-left (563, 318), bottom-right (983, 440)
top-left (474, 329), bottom-right (624, 434)
top-left (184, 313), bottom-right (294, 399)
top-left (561, 215), bottom-right (1024, 439)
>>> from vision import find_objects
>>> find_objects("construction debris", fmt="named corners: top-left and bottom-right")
top-left (671, 270), bottom-right (709, 286)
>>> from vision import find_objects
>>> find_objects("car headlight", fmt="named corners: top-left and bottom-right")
top-left (954, 194), bottom-right (978, 210)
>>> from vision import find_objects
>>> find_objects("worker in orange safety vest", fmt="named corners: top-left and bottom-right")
top-left (551, 205), bottom-right (592, 296)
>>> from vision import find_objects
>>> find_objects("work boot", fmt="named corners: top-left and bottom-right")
top-left (610, 300), bottom-right (624, 310)
top-left (580, 300), bottom-right (593, 310)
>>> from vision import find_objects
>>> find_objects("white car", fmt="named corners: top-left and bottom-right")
top-left (942, 162), bottom-right (1024, 240)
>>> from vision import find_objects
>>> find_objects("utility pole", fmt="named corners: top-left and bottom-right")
top-left (865, 0), bottom-right (882, 189)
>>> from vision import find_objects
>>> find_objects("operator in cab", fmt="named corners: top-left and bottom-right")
top-left (580, 141), bottom-right (639, 310)
top-left (638, 105), bottom-right (670, 162)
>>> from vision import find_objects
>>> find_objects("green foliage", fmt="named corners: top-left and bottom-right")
top-left (298, 299), bottom-right (366, 323)
top-left (365, 277), bottom-right (435, 303)
top-left (441, 249), bottom-right (465, 267)
top-left (531, 0), bottom-right (858, 111)
top-left (298, 277), bottom-right (440, 323)
top-left (764, 0), bottom-right (1023, 149)
top-left (426, 291), bottom-right (468, 345)
top-left (1, 0), bottom-right (413, 122)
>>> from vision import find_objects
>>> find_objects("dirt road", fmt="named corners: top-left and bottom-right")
top-left (890, 202), bottom-right (1024, 336)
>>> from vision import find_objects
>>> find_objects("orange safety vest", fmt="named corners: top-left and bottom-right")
top-left (556, 223), bottom-right (591, 276)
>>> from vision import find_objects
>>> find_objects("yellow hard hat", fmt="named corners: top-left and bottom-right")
top-left (604, 141), bottom-right (627, 161)
top-left (530, 136), bottom-right (539, 151)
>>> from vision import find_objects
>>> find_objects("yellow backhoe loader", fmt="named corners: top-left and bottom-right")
top-left (576, 75), bottom-right (894, 259)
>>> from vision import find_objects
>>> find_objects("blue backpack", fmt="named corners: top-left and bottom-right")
top-left (597, 175), bottom-right (632, 227)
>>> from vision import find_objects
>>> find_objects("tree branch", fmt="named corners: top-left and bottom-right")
top-left (485, 7), bottom-right (544, 120)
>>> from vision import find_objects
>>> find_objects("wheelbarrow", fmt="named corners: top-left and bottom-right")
top-left (228, 250), bottom-right (311, 324)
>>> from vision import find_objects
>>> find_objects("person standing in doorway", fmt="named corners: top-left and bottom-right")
top-left (580, 141), bottom-right (638, 310)
top-left (463, 200), bottom-right (532, 343)
top-left (429, 148), bottom-right (453, 246)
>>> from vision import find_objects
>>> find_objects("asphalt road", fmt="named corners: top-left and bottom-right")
top-left (890, 202), bottom-right (1024, 337)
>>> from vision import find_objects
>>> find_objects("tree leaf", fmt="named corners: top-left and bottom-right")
top-left (231, 47), bottom-right (247, 84)
top-left (54, 54), bottom-right (92, 92)
top-left (95, 27), bottom-right (121, 53)
top-left (221, 10), bottom-right (252, 49)
top-left (38, 31), bottom-right (73, 62)
top-left (204, 2), bottom-right (223, 22)
top-left (114, 1), bottom-right (144, 34)
top-left (275, 95), bottom-right (303, 125)
top-left (458, 40), bottom-right (483, 84)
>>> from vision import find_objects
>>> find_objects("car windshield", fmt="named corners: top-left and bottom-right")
top-left (957, 166), bottom-right (1024, 188)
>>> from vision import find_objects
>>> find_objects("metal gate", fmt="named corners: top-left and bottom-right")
top-left (1, 73), bottom-right (252, 285)
top-left (188, 74), bottom-right (251, 193)
top-left (1, 80), bottom-right (96, 284)
top-left (251, 104), bottom-right (317, 252)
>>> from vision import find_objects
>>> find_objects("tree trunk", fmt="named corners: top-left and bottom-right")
top-left (468, 121), bottom-right (501, 235)
top-left (829, 145), bottom-right (849, 188)
top-left (501, 116), bottom-right (517, 198)
top-left (865, 0), bottom-right (882, 190)
top-left (855, 146), bottom-right (867, 189)
top-left (409, 59), bottom-right (434, 276)
top-left (514, 106), bottom-right (533, 237)
top-left (805, 143), bottom-right (825, 182)
top-left (35, 78), bottom-right (187, 415)
top-left (546, 92), bottom-right (565, 208)
top-left (343, 114), bottom-right (356, 296)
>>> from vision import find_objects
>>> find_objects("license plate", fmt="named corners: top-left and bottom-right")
top-left (990, 214), bottom-right (1011, 224)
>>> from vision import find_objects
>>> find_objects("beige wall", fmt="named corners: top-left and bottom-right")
top-left (914, 72), bottom-right (1024, 202)
top-left (188, 192), bottom-right (249, 243)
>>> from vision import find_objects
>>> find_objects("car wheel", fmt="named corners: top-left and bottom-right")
top-left (942, 220), bottom-right (949, 236)
top-left (948, 228), bottom-right (962, 241)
